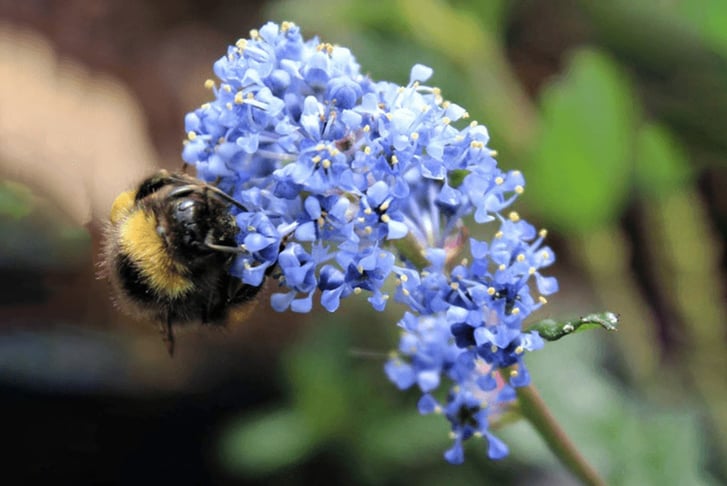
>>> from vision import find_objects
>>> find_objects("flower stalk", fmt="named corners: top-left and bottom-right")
top-left (514, 379), bottom-right (606, 486)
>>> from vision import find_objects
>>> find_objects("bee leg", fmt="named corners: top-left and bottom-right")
top-left (158, 318), bottom-right (175, 357)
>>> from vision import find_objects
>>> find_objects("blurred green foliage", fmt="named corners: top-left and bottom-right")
top-left (0, 179), bottom-right (89, 271)
top-left (204, 0), bottom-right (727, 484)
top-left (528, 48), bottom-right (636, 233)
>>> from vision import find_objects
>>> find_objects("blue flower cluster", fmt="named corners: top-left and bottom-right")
top-left (182, 21), bottom-right (558, 463)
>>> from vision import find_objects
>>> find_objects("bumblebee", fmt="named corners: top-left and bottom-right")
top-left (101, 170), bottom-right (263, 355)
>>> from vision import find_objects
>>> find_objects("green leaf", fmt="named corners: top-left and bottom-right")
top-left (676, 0), bottom-right (727, 56)
top-left (527, 48), bottom-right (638, 233)
top-left (633, 122), bottom-right (692, 199)
top-left (0, 180), bottom-right (34, 220)
top-left (526, 312), bottom-right (619, 341)
top-left (218, 408), bottom-right (315, 476)
top-left (284, 324), bottom-right (353, 438)
top-left (358, 411), bottom-right (448, 465)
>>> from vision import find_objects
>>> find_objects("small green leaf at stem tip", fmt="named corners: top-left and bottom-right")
top-left (526, 312), bottom-right (619, 341)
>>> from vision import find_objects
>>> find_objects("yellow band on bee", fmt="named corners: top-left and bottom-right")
top-left (110, 190), bottom-right (136, 225)
top-left (118, 210), bottom-right (193, 298)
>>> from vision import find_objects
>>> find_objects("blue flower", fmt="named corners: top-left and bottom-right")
top-left (183, 21), bottom-right (559, 464)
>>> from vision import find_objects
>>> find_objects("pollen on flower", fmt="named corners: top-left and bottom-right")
top-left (381, 214), bottom-right (391, 223)
top-left (402, 288), bottom-right (410, 296)
top-left (379, 200), bottom-right (391, 211)
top-left (539, 296), bottom-right (548, 304)
top-left (204, 79), bottom-right (215, 89)
top-left (495, 231), bottom-right (503, 239)
top-left (365, 226), bottom-right (373, 234)
top-left (353, 287), bottom-right (362, 295)
top-left (322, 159), bottom-right (331, 169)
top-left (516, 254), bottom-right (525, 262)
top-left (490, 344), bottom-right (498, 353)
top-left (462, 112), bottom-right (470, 119)
top-left (201, 103), bottom-right (211, 110)
top-left (364, 146), bottom-right (372, 154)
top-left (450, 282), bottom-right (459, 290)
top-left (364, 208), bottom-right (373, 215)
top-left (442, 117), bottom-right (451, 125)
top-left (498, 264), bottom-right (506, 271)
top-left (225, 102), bottom-right (233, 110)
top-left (400, 274), bottom-right (409, 282)
top-left (312, 155), bottom-right (321, 164)
top-left (539, 228), bottom-right (548, 238)
top-left (489, 150), bottom-right (498, 157)
top-left (411, 132), bottom-right (419, 141)
top-left (235, 38), bottom-right (247, 51)
top-left (510, 369), bottom-right (519, 378)
top-left (515, 185), bottom-right (524, 194)
top-left (515, 345), bottom-right (524, 355)
top-left (508, 211), bottom-right (520, 222)
top-left (363, 124), bottom-right (371, 132)
top-left (511, 307), bottom-right (520, 316)
top-left (529, 267), bottom-right (536, 275)
top-left (316, 42), bottom-right (334, 54)
top-left (280, 20), bottom-right (295, 32)
top-left (471, 141), bottom-right (485, 149)
top-left (487, 287), bottom-right (496, 295)
top-left (234, 92), bottom-right (244, 104)
top-left (495, 176), bottom-right (504, 185)
top-left (540, 250), bottom-right (550, 261)
top-left (222, 84), bottom-right (232, 93)
top-left (187, 131), bottom-right (197, 141)
top-left (249, 29), bottom-right (260, 40)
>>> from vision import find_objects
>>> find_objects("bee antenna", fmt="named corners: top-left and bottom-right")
top-left (166, 180), bottom-right (248, 212)
top-left (204, 185), bottom-right (248, 211)
top-left (204, 233), bottom-right (247, 254)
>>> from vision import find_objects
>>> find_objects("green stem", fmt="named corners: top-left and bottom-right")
top-left (516, 383), bottom-right (606, 486)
